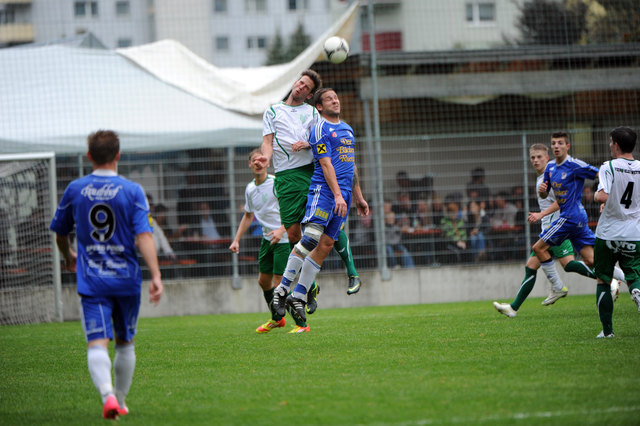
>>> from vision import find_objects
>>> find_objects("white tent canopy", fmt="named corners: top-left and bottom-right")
top-left (0, 2), bottom-right (358, 155)
top-left (0, 46), bottom-right (263, 154)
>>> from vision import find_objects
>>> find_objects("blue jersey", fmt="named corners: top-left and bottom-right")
top-left (50, 170), bottom-right (152, 297)
top-left (543, 155), bottom-right (598, 222)
top-left (308, 118), bottom-right (355, 192)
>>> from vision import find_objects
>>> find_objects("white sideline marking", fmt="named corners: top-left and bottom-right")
top-left (383, 405), bottom-right (640, 425)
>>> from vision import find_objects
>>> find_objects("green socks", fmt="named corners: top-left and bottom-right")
top-left (596, 283), bottom-right (614, 335)
top-left (335, 229), bottom-right (358, 277)
top-left (511, 267), bottom-right (537, 311)
top-left (564, 260), bottom-right (595, 279)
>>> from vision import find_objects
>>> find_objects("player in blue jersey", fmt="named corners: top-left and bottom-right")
top-left (532, 131), bottom-right (625, 304)
top-left (50, 130), bottom-right (163, 420)
top-left (271, 88), bottom-right (369, 330)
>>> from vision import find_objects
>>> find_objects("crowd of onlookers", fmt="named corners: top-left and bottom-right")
top-left (349, 168), bottom-right (599, 270)
top-left (138, 165), bottom-right (600, 276)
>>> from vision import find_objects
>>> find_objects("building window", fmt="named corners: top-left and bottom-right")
top-left (466, 2), bottom-right (495, 24)
top-left (117, 38), bottom-right (132, 47)
top-left (115, 1), bottom-right (130, 16)
top-left (245, 0), bottom-right (267, 14)
top-left (215, 36), bottom-right (229, 51)
top-left (213, 0), bottom-right (227, 13)
top-left (247, 36), bottom-right (268, 50)
top-left (288, 0), bottom-right (309, 11)
top-left (74, 1), bottom-right (98, 17)
top-left (0, 9), bottom-right (16, 24)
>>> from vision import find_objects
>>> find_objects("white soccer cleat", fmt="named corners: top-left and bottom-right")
top-left (631, 288), bottom-right (640, 313)
top-left (542, 286), bottom-right (568, 306)
top-left (596, 331), bottom-right (615, 338)
top-left (493, 302), bottom-right (517, 318)
top-left (610, 279), bottom-right (620, 302)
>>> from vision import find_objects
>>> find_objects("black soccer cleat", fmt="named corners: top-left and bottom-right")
top-left (272, 289), bottom-right (288, 318)
top-left (306, 282), bottom-right (320, 315)
top-left (347, 276), bottom-right (361, 295)
top-left (286, 295), bottom-right (307, 323)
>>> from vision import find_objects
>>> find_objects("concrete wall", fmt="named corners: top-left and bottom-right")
top-left (61, 263), bottom-right (598, 321)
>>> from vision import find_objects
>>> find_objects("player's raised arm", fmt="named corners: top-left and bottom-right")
top-left (260, 134), bottom-right (274, 168)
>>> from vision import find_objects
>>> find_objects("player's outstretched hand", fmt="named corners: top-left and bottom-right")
top-left (149, 277), bottom-right (163, 306)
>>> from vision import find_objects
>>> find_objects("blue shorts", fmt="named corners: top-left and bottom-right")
top-left (80, 294), bottom-right (141, 343)
top-left (302, 186), bottom-right (352, 240)
top-left (539, 216), bottom-right (595, 253)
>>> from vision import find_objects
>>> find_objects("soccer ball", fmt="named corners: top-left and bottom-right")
top-left (323, 36), bottom-right (349, 64)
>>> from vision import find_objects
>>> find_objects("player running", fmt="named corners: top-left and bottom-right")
top-left (50, 130), bottom-right (163, 419)
top-left (593, 126), bottom-right (640, 338)
top-left (271, 88), bottom-right (369, 331)
top-left (493, 143), bottom-right (576, 317)
top-left (531, 132), bottom-right (626, 300)
top-left (229, 148), bottom-right (291, 333)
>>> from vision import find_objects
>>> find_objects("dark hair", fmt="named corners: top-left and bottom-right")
top-left (87, 130), bottom-right (119, 165)
top-left (313, 87), bottom-right (335, 108)
top-left (551, 131), bottom-right (570, 143)
top-left (154, 203), bottom-right (168, 214)
top-left (301, 69), bottom-right (322, 95)
top-left (610, 126), bottom-right (637, 153)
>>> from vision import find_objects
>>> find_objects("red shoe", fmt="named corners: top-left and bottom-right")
top-left (117, 404), bottom-right (129, 416)
top-left (256, 318), bottom-right (286, 333)
top-left (102, 395), bottom-right (119, 420)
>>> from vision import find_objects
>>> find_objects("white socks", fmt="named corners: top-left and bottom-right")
top-left (613, 266), bottom-right (625, 283)
top-left (540, 260), bottom-right (564, 291)
top-left (87, 346), bottom-right (113, 403)
top-left (114, 344), bottom-right (136, 408)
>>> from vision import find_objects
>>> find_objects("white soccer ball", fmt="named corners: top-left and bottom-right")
top-left (323, 36), bottom-right (349, 64)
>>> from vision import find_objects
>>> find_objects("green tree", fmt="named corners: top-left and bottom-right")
top-left (285, 23), bottom-right (311, 61)
top-left (264, 23), bottom-right (311, 65)
top-left (265, 30), bottom-right (287, 65)
top-left (516, 0), bottom-right (587, 45)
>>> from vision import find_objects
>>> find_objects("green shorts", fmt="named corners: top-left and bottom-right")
top-left (594, 238), bottom-right (640, 284)
top-left (274, 164), bottom-right (313, 228)
top-left (529, 239), bottom-right (574, 259)
top-left (258, 238), bottom-right (291, 275)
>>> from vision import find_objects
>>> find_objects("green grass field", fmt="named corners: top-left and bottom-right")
top-left (1, 294), bottom-right (639, 425)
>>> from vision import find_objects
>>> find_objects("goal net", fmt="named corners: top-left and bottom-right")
top-left (0, 153), bottom-right (62, 325)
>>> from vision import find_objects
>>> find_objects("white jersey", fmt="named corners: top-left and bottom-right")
top-left (595, 158), bottom-right (640, 241)
top-left (244, 175), bottom-right (288, 244)
top-left (536, 171), bottom-right (561, 230)
top-left (262, 102), bottom-right (317, 173)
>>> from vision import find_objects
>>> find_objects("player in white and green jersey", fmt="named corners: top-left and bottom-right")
top-left (593, 126), bottom-right (640, 338)
top-left (229, 149), bottom-right (294, 333)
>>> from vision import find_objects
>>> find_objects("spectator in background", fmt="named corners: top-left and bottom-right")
top-left (440, 192), bottom-right (467, 263)
top-left (467, 167), bottom-right (492, 213)
top-left (430, 192), bottom-right (444, 226)
top-left (392, 191), bottom-right (415, 229)
top-left (151, 203), bottom-right (176, 262)
top-left (396, 171), bottom-right (433, 201)
top-left (384, 211), bottom-right (415, 269)
top-left (466, 198), bottom-right (489, 262)
top-left (491, 191), bottom-right (518, 229)
top-left (413, 199), bottom-right (435, 230)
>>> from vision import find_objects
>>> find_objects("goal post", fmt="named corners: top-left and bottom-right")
top-left (0, 152), bottom-right (62, 324)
